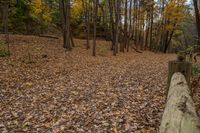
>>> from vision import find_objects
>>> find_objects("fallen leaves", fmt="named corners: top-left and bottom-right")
top-left (0, 34), bottom-right (199, 133)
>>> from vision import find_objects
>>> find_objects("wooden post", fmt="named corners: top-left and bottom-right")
top-left (160, 72), bottom-right (200, 133)
top-left (167, 54), bottom-right (192, 90)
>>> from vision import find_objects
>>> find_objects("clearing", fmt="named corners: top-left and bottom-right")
top-left (0, 35), bottom-right (199, 133)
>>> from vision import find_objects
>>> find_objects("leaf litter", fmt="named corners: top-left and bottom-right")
top-left (0, 35), bottom-right (200, 133)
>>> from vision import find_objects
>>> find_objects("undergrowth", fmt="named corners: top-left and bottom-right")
top-left (0, 40), bottom-right (10, 57)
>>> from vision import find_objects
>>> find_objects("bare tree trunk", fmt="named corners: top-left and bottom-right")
top-left (127, 0), bottom-right (133, 52)
top-left (149, 0), bottom-right (154, 51)
top-left (108, 0), bottom-right (115, 51)
top-left (124, 0), bottom-right (128, 52)
top-left (134, 0), bottom-right (139, 49)
top-left (60, 0), bottom-right (71, 50)
top-left (92, 0), bottom-right (98, 56)
top-left (82, 0), bottom-right (90, 49)
top-left (113, 0), bottom-right (120, 56)
top-left (193, 0), bottom-right (200, 46)
top-left (70, 30), bottom-right (75, 47)
top-left (104, 1), bottom-right (109, 41)
top-left (2, 1), bottom-right (10, 54)
top-left (86, 0), bottom-right (91, 49)
top-left (145, 13), bottom-right (150, 50)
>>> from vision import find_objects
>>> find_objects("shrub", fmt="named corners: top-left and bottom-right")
top-left (192, 62), bottom-right (200, 77)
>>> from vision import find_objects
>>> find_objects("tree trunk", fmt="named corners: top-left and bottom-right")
top-left (60, 0), bottom-right (71, 50)
top-left (149, 0), bottom-right (154, 50)
top-left (124, 0), bottom-right (128, 51)
top-left (113, 0), bottom-right (120, 56)
top-left (82, 0), bottom-right (90, 49)
top-left (92, 0), bottom-right (98, 56)
top-left (2, 1), bottom-right (10, 54)
top-left (127, 0), bottom-right (133, 52)
top-left (145, 13), bottom-right (150, 50)
top-left (108, 0), bottom-right (115, 51)
top-left (193, 0), bottom-right (200, 46)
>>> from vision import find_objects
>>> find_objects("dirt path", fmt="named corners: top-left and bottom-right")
top-left (0, 35), bottom-right (199, 133)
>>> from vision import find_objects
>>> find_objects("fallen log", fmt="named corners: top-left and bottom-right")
top-left (159, 72), bottom-right (200, 133)
top-left (38, 35), bottom-right (59, 39)
top-left (131, 46), bottom-right (142, 53)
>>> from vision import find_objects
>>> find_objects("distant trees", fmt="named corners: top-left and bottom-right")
top-left (31, 0), bottom-right (52, 34)
top-left (0, 0), bottom-right (197, 55)
top-left (141, 0), bottom-right (187, 53)
top-left (84, 0), bottom-right (188, 54)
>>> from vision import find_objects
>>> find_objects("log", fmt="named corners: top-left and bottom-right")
top-left (131, 45), bottom-right (142, 53)
top-left (159, 72), bottom-right (200, 133)
top-left (38, 35), bottom-right (59, 39)
top-left (132, 46), bottom-right (142, 53)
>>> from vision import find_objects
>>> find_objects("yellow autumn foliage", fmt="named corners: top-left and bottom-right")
top-left (71, 0), bottom-right (84, 19)
top-left (164, 0), bottom-right (187, 31)
top-left (31, 0), bottom-right (52, 23)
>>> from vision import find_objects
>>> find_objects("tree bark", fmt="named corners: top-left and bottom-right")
top-left (127, 0), bottom-right (133, 52)
top-left (2, 0), bottom-right (10, 54)
top-left (60, 0), bottom-right (71, 50)
top-left (149, 0), bottom-right (154, 50)
top-left (82, 0), bottom-right (90, 49)
top-left (193, 0), bottom-right (200, 46)
top-left (92, 0), bottom-right (98, 56)
top-left (124, 0), bottom-right (128, 51)
top-left (108, 0), bottom-right (115, 51)
top-left (113, 0), bottom-right (120, 56)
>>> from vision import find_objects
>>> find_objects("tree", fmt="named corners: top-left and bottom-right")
top-left (108, 0), bottom-right (115, 51)
top-left (123, 0), bottom-right (128, 52)
top-left (31, 0), bottom-right (52, 34)
top-left (113, 0), bottom-right (121, 56)
top-left (0, 0), bottom-right (192, 55)
top-left (82, 0), bottom-right (90, 49)
top-left (59, 0), bottom-right (71, 50)
top-left (92, 0), bottom-right (98, 56)
top-left (1, 0), bottom-right (10, 54)
top-left (193, 0), bottom-right (200, 46)
top-left (149, 0), bottom-right (154, 50)
top-left (162, 0), bottom-right (187, 53)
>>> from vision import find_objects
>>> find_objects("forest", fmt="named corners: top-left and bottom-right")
top-left (0, 0), bottom-right (200, 132)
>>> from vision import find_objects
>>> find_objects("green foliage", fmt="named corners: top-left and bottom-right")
top-left (30, 0), bottom-right (52, 23)
top-left (192, 62), bottom-right (200, 77)
top-left (0, 40), bottom-right (10, 57)
top-left (0, 50), bottom-right (10, 57)
top-left (185, 45), bottom-right (194, 53)
top-left (4, 0), bottom-right (58, 34)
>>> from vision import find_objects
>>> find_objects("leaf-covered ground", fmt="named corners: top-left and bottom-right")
top-left (0, 35), bottom-right (199, 133)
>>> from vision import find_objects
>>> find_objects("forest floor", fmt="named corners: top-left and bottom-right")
top-left (0, 35), bottom-right (200, 133)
